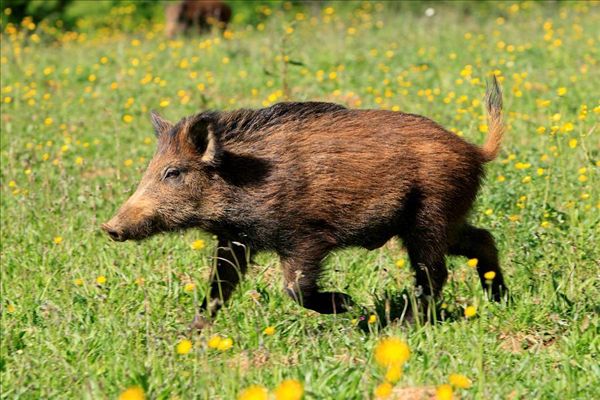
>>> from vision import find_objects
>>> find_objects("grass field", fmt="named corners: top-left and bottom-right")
top-left (1, 1), bottom-right (599, 399)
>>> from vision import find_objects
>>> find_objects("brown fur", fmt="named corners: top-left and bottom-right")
top-left (165, 0), bottom-right (231, 38)
top-left (103, 80), bottom-right (508, 323)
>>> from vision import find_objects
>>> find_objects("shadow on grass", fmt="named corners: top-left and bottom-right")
top-left (352, 289), bottom-right (464, 333)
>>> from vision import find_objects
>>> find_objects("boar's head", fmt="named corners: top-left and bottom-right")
top-left (102, 111), bottom-right (221, 241)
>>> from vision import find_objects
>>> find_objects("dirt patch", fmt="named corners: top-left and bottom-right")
top-left (82, 167), bottom-right (118, 179)
top-left (499, 331), bottom-right (558, 354)
top-left (391, 386), bottom-right (437, 400)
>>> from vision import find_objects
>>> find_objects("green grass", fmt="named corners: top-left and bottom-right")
top-left (1, 1), bottom-right (599, 399)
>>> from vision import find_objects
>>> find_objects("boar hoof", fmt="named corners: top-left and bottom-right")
top-left (190, 314), bottom-right (212, 332)
top-left (289, 291), bottom-right (354, 314)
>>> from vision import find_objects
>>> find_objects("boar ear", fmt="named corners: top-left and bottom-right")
top-left (150, 110), bottom-right (173, 137)
top-left (187, 115), bottom-right (220, 164)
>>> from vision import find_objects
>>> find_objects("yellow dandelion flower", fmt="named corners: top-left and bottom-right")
top-left (274, 379), bottom-right (303, 400)
top-left (483, 271), bottom-right (496, 280)
top-left (556, 87), bottom-right (567, 96)
top-left (384, 363), bottom-right (403, 383)
top-left (222, 57), bottom-right (230, 65)
top-left (536, 99), bottom-right (550, 108)
top-left (578, 175), bottom-right (588, 183)
top-left (44, 117), bottom-right (53, 126)
top-left (449, 373), bottom-right (472, 389)
top-left (159, 99), bottom-right (170, 108)
top-left (176, 339), bottom-right (192, 355)
top-left (374, 382), bottom-right (393, 399)
top-left (323, 6), bottom-right (335, 15)
top-left (123, 114), bottom-right (133, 123)
top-left (238, 385), bottom-right (268, 400)
top-left (497, 175), bottom-right (506, 182)
top-left (124, 159), bottom-right (133, 167)
top-left (75, 156), bottom-right (84, 165)
top-left (74, 278), bottom-right (84, 286)
top-left (395, 259), bottom-right (405, 268)
top-left (368, 314), bottom-right (377, 324)
top-left (217, 337), bottom-right (233, 351)
top-left (53, 236), bottom-right (63, 245)
top-left (6, 304), bottom-right (16, 313)
top-left (263, 326), bottom-right (276, 336)
top-left (540, 221), bottom-right (551, 228)
top-left (467, 258), bottom-right (478, 268)
top-left (96, 275), bottom-right (107, 285)
top-left (561, 122), bottom-right (574, 132)
top-left (484, 208), bottom-right (493, 216)
top-left (118, 386), bottom-right (145, 400)
top-left (568, 139), bottom-right (577, 148)
top-left (374, 337), bottom-right (410, 367)
top-left (464, 305), bottom-right (477, 318)
top-left (208, 335), bottom-right (222, 349)
top-left (436, 384), bottom-right (453, 400)
top-left (183, 283), bottom-right (196, 292)
top-left (190, 239), bottom-right (205, 250)
top-left (8, 180), bottom-right (16, 188)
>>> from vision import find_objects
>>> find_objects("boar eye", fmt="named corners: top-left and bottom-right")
top-left (164, 167), bottom-right (181, 180)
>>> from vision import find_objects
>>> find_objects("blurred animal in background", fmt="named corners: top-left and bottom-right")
top-left (165, 0), bottom-right (232, 38)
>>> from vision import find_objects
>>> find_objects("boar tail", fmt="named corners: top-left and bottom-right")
top-left (481, 75), bottom-right (504, 163)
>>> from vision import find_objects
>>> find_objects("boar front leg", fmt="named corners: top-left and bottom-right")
top-left (193, 239), bottom-right (249, 329)
top-left (281, 249), bottom-right (353, 314)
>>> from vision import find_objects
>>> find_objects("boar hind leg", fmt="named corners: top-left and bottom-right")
top-left (282, 253), bottom-right (352, 314)
top-left (449, 224), bottom-right (508, 301)
top-left (200, 239), bottom-right (250, 317)
top-left (404, 223), bottom-right (449, 300)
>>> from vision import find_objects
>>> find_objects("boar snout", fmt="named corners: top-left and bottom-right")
top-left (101, 206), bottom-right (156, 242)
top-left (101, 222), bottom-right (126, 242)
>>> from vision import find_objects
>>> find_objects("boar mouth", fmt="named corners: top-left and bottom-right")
top-left (102, 217), bottom-right (162, 242)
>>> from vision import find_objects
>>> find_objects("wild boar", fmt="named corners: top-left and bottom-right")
top-left (165, 0), bottom-right (232, 38)
top-left (102, 77), bottom-right (508, 326)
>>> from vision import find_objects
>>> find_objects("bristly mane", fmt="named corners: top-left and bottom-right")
top-left (195, 102), bottom-right (348, 141)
